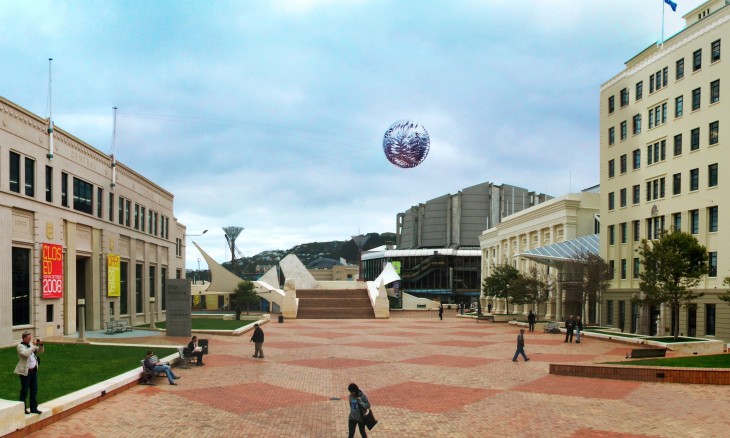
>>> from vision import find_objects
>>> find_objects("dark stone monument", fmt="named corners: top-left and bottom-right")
top-left (166, 279), bottom-right (192, 337)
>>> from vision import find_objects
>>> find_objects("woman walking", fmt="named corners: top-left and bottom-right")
top-left (347, 383), bottom-right (370, 438)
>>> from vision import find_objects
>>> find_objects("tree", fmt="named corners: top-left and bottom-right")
top-left (561, 252), bottom-right (612, 324)
top-left (482, 263), bottom-right (522, 314)
top-left (718, 277), bottom-right (730, 305)
top-left (510, 266), bottom-right (550, 311)
top-left (230, 280), bottom-right (259, 320)
top-left (635, 230), bottom-right (708, 339)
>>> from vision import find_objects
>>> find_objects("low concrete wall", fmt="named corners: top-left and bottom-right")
top-left (318, 281), bottom-right (366, 290)
top-left (550, 363), bottom-right (730, 385)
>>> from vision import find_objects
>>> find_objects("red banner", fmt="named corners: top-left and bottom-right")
top-left (42, 243), bottom-right (64, 299)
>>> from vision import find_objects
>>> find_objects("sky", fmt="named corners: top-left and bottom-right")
top-left (0, 0), bottom-right (703, 269)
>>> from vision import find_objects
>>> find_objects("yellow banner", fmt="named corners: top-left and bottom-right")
top-left (107, 254), bottom-right (121, 297)
top-left (392, 261), bottom-right (401, 274)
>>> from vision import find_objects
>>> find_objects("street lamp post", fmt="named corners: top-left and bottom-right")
top-left (149, 297), bottom-right (156, 329)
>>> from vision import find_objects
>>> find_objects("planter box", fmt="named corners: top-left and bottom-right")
top-left (492, 314), bottom-right (526, 322)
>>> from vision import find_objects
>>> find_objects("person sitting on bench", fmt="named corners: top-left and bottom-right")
top-left (144, 351), bottom-right (181, 385)
top-left (187, 336), bottom-right (205, 366)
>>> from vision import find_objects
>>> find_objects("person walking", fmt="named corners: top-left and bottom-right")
top-left (250, 323), bottom-right (265, 358)
top-left (575, 316), bottom-right (583, 343)
top-left (347, 383), bottom-right (370, 438)
top-left (438, 304), bottom-right (443, 320)
top-left (487, 303), bottom-right (493, 314)
top-left (15, 331), bottom-right (43, 414)
top-left (564, 315), bottom-right (575, 343)
top-left (527, 310), bottom-right (536, 332)
top-left (512, 329), bottom-right (529, 362)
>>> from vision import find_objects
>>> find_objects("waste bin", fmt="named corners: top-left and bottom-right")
top-left (199, 339), bottom-right (209, 354)
top-left (278, 315), bottom-right (284, 323)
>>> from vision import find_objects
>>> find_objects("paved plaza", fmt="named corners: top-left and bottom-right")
top-left (31, 312), bottom-right (730, 437)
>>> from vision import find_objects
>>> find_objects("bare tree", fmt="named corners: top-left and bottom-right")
top-left (560, 252), bottom-right (611, 324)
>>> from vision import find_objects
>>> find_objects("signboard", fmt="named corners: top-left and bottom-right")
top-left (42, 243), bottom-right (64, 299)
top-left (391, 261), bottom-right (401, 274)
top-left (107, 254), bottom-right (121, 297)
top-left (165, 279), bottom-right (192, 337)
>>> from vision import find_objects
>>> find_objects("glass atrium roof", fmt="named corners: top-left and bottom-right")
top-left (519, 234), bottom-right (599, 266)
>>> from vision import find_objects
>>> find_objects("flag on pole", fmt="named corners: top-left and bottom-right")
top-left (664, 0), bottom-right (677, 12)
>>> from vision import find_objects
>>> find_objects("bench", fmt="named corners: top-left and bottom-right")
top-left (105, 319), bottom-right (134, 334)
top-left (625, 348), bottom-right (667, 359)
top-left (140, 356), bottom-right (167, 385)
top-left (476, 315), bottom-right (493, 323)
top-left (178, 347), bottom-right (199, 369)
top-left (543, 322), bottom-right (561, 334)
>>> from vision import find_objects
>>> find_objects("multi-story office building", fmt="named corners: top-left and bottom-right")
top-left (0, 96), bottom-right (186, 345)
top-left (600, 0), bottom-right (729, 339)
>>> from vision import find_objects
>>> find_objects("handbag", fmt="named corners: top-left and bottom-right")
top-left (360, 407), bottom-right (378, 430)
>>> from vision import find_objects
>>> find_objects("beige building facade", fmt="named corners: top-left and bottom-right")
top-left (479, 191), bottom-right (600, 321)
top-left (600, 0), bottom-right (730, 339)
top-left (0, 96), bottom-right (186, 345)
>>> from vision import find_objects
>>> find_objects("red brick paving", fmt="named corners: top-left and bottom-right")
top-left (28, 315), bottom-right (730, 437)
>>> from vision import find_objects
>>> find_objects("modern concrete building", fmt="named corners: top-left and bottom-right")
top-left (600, 0), bottom-right (730, 339)
top-left (479, 190), bottom-right (600, 321)
top-left (0, 96), bottom-right (186, 345)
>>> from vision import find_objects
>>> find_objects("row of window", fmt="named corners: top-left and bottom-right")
top-left (607, 248), bottom-right (718, 281)
top-left (608, 79), bottom-right (720, 145)
top-left (608, 39), bottom-right (721, 113)
top-left (7, 150), bottom-right (171, 240)
top-left (606, 300), bottom-right (717, 336)
top-left (608, 164), bottom-right (718, 210)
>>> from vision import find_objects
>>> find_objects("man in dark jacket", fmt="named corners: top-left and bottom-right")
top-left (512, 329), bottom-right (529, 362)
top-left (565, 315), bottom-right (575, 343)
top-left (250, 324), bottom-right (264, 358)
top-left (187, 335), bottom-right (205, 366)
top-left (527, 310), bottom-right (536, 332)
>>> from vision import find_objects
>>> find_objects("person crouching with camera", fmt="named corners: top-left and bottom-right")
top-left (15, 331), bottom-right (44, 415)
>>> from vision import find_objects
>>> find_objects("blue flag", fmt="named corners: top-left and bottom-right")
top-left (665, 0), bottom-right (677, 12)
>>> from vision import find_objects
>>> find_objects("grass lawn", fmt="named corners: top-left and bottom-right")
top-left (0, 344), bottom-right (177, 403)
top-left (649, 337), bottom-right (707, 343)
top-left (586, 330), bottom-right (647, 338)
top-left (147, 318), bottom-right (260, 330)
top-left (604, 354), bottom-right (730, 368)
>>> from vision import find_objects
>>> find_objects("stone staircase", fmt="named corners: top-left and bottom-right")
top-left (296, 289), bottom-right (375, 319)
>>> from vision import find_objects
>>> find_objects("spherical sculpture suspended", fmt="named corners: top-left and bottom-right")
top-left (382, 120), bottom-right (430, 168)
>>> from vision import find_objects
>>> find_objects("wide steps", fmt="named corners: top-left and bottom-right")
top-left (296, 288), bottom-right (375, 319)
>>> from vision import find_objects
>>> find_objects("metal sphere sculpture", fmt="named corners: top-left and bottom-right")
top-left (382, 120), bottom-right (430, 168)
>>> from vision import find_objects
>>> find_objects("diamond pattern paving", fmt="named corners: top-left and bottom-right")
top-left (428, 340), bottom-right (495, 348)
top-left (525, 353), bottom-right (598, 363)
top-left (368, 381), bottom-right (500, 413)
top-left (570, 429), bottom-right (662, 438)
top-left (401, 354), bottom-right (496, 368)
top-left (298, 331), bottom-right (354, 339)
top-left (282, 357), bottom-right (383, 369)
top-left (264, 341), bottom-right (324, 349)
top-left (515, 375), bottom-right (641, 400)
top-left (343, 341), bottom-right (411, 349)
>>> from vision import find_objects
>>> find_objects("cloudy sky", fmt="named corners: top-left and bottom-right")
top-left (0, 0), bottom-right (701, 268)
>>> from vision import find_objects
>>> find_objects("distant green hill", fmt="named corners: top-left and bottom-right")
top-left (199, 232), bottom-right (395, 278)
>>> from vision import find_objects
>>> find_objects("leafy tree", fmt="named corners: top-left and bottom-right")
top-left (510, 266), bottom-right (550, 310)
top-left (718, 277), bottom-right (730, 305)
top-left (635, 230), bottom-right (708, 339)
top-left (482, 263), bottom-right (522, 314)
top-left (230, 280), bottom-right (259, 319)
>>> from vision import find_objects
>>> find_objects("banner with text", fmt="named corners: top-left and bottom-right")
top-left (42, 243), bottom-right (64, 299)
top-left (107, 254), bottom-right (121, 297)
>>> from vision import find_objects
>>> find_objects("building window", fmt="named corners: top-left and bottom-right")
top-left (632, 185), bottom-right (640, 204)
top-left (140, 207), bottom-right (146, 232)
top-left (134, 204), bottom-right (140, 230)
top-left (607, 300), bottom-right (614, 325)
top-left (647, 140), bottom-right (666, 165)
top-left (620, 121), bottom-right (627, 140)
top-left (636, 81), bottom-right (643, 100)
top-left (608, 127), bottom-right (615, 145)
top-left (97, 188), bottom-right (103, 218)
top-left (690, 209), bottom-right (699, 234)
top-left (608, 159), bottom-right (615, 178)
top-left (691, 128), bottom-right (700, 151)
top-left (125, 199), bottom-right (131, 227)
top-left (690, 168), bottom-right (699, 191)
top-left (676, 58), bottom-right (684, 79)
top-left (161, 267), bottom-right (167, 310)
top-left (708, 163), bottom-right (718, 187)
top-left (708, 253), bottom-right (717, 278)
top-left (608, 225), bottom-right (615, 245)
top-left (711, 39), bottom-right (721, 63)
top-left (647, 216), bottom-right (665, 240)
top-left (148, 210), bottom-right (154, 234)
top-left (620, 88), bottom-right (629, 107)
top-left (633, 258), bottom-right (640, 279)
top-left (673, 173), bottom-right (681, 195)
top-left (608, 95), bottom-right (615, 114)
top-left (135, 263), bottom-right (143, 314)
top-left (109, 193), bottom-right (114, 222)
top-left (662, 102), bottom-right (667, 124)
top-left (608, 192), bottom-right (615, 211)
top-left (118, 197), bottom-right (124, 225)
top-left (620, 259), bottom-right (627, 280)
top-left (675, 95), bottom-right (683, 117)
top-left (9, 151), bottom-right (20, 193)
top-left (12, 247), bottom-right (31, 326)
top-left (620, 222), bottom-right (627, 243)
top-left (674, 134), bottom-right (682, 156)
top-left (646, 177), bottom-right (665, 201)
top-left (154, 212), bottom-right (158, 236)
top-left (706, 304), bottom-right (716, 336)
top-left (61, 172), bottom-right (68, 207)
top-left (632, 114), bottom-right (641, 135)
top-left (620, 155), bottom-right (627, 174)
top-left (149, 265), bottom-right (156, 298)
top-left (693, 49), bottom-right (702, 71)
top-left (709, 121), bottom-right (719, 145)
top-left (673, 212), bottom-right (681, 231)
top-left (609, 260), bottom-right (615, 279)
top-left (708, 206), bottom-right (718, 232)
top-left (633, 220), bottom-right (640, 241)
top-left (710, 79), bottom-right (720, 103)
top-left (45, 165), bottom-right (53, 203)
top-left (662, 67), bottom-right (668, 87)
top-left (620, 188), bottom-right (627, 208)
top-left (632, 149), bottom-right (641, 169)
top-left (692, 87), bottom-right (701, 111)
top-left (650, 74), bottom-right (655, 93)
top-left (24, 157), bottom-right (35, 197)
top-left (72, 177), bottom-right (93, 214)
top-left (120, 261), bottom-right (128, 315)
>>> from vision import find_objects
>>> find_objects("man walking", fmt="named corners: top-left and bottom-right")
top-left (438, 304), bottom-right (443, 320)
top-left (512, 329), bottom-right (529, 362)
top-left (565, 315), bottom-right (575, 343)
top-left (15, 332), bottom-right (43, 414)
top-left (527, 310), bottom-right (536, 332)
top-left (250, 323), bottom-right (265, 358)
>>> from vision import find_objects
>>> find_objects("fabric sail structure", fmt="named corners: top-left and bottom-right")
top-left (373, 262), bottom-right (401, 288)
top-left (193, 241), bottom-right (245, 294)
